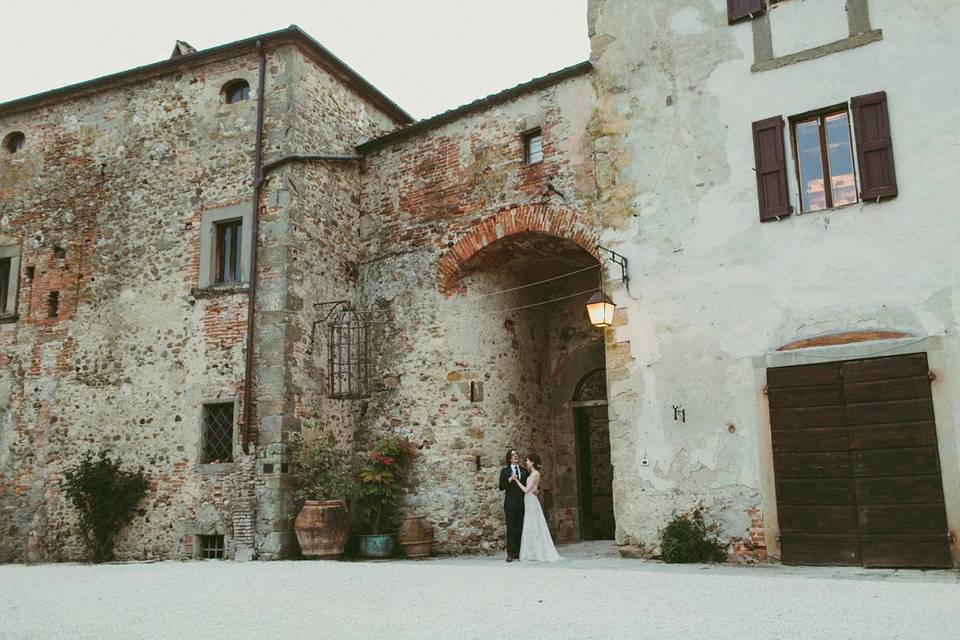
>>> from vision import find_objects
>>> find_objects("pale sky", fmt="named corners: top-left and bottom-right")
top-left (2, 0), bottom-right (590, 120)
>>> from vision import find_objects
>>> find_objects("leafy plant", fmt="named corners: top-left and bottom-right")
top-left (290, 433), bottom-right (355, 508)
top-left (354, 436), bottom-right (417, 534)
top-left (659, 508), bottom-right (728, 564)
top-left (60, 451), bottom-right (149, 563)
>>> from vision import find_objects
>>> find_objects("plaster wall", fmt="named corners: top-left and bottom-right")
top-left (588, 0), bottom-right (960, 562)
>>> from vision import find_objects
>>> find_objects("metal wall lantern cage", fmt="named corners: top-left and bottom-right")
top-left (323, 302), bottom-right (372, 400)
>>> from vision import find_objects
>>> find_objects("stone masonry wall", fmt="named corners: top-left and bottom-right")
top-left (251, 47), bottom-right (399, 558)
top-left (0, 40), bottom-right (402, 561)
top-left (0, 49), bottom-right (280, 561)
top-left (358, 73), bottom-right (603, 552)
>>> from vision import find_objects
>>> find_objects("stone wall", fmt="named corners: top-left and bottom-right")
top-left (0, 40), bottom-right (402, 561)
top-left (358, 72), bottom-right (602, 552)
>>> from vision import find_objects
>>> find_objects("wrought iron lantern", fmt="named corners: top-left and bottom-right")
top-left (312, 301), bottom-right (372, 399)
top-left (586, 245), bottom-right (629, 329)
top-left (586, 291), bottom-right (616, 328)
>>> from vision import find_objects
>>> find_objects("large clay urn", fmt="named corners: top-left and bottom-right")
top-left (398, 515), bottom-right (434, 558)
top-left (294, 500), bottom-right (349, 558)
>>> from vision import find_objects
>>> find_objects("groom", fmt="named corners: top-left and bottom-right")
top-left (498, 447), bottom-right (526, 562)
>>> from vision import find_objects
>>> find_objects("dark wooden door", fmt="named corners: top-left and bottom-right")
top-left (575, 406), bottom-right (615, 540)
top-left (768, 353), bottom-right (951, 568)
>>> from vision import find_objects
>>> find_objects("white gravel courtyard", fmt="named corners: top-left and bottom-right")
top-left (1, 542), bottom-right (957, 640)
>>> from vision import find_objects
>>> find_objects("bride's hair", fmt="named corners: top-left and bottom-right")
top-left (526, 453), bottom-right (542, 471)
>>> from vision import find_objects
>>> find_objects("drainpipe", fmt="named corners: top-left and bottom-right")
top-left (240, 43), bottom-right (362, 453)
top-left (241, 40), bottom-right (266, 455)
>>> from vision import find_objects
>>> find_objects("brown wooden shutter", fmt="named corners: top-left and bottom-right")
top-left (752, 116), bottom-right (791, 222)
top-left (728, 0), bottom-right (765, 24)
top-left (851, 91), bottom-right (898, 202)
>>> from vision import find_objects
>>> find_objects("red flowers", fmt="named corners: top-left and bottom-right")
top-left (370, 451), bottom-right (382, 462)
top-left (383, 456), bottom-right (395, 466)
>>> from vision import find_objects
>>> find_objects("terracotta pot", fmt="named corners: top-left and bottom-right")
top-left (294, 500), bottom-right (349, 558)
top-left (356, 533), bottom-right (395, 558)
top-left (398, 515), bottom-right (434, 558)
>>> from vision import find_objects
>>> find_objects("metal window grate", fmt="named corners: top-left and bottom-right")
top-left (202, 403), bottom-right (234, 463)
top-left (198, 534), bottom-right (225, 559)
top-left (327, 305), bottom-right (372, 399)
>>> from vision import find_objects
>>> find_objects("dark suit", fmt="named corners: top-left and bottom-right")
top-left (499, 464), bottom-right (526, 558)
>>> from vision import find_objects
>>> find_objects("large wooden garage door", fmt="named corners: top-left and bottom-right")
top-left (768, 353), bottom-right (952, 568)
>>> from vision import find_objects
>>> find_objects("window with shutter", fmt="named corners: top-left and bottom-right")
top-left (752, 116), bottom-right (791, 222)
top-left (851, 91), bottom-right (898, 202)
top-left (728, 0), bottom-right (765, 25)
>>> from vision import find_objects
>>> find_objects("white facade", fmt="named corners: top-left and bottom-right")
top-left (590, 0), bottom-right (960, 563)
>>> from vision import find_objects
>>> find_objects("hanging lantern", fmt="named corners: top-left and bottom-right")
top-left (586, 291), bottom-right (616, 328)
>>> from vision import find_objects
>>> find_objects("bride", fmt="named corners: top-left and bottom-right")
top-left (510, 453), bottom-right (560, 562)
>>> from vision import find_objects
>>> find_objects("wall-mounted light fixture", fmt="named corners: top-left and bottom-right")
top-left (586, 246), bottom-right (629, 329)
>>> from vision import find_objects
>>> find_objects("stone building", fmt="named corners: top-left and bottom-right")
top-left (2, 0), bottom-right (959, 567)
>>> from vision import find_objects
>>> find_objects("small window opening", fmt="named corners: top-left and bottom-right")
top-left (223, 80), bottom-right (250, 105)
top-left (523, 129), bottom-right (543, 165)
top-left (48, 291), bottom-right (60, 318)
top-left (470, 381), bottom-right (484, 402)
top-left (0, 258), bottom-right (11, 313)
top-left (3, 131), bottom-right (25, 154)
top-left (198, 534), bottom-right (225, 559)
top-left (791, 106), bottom-right (857, 212)
top-left (25, 266), bottom-right (35, 280)
top-left (53, 246), bottom-right (66, 260)
top-left (214, 219), bottom-right (243, 285)
top-left (202, 402), bottom-right (234, 463)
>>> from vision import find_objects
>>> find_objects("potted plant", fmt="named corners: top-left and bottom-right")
top-left (353, 435), bottom-right (417, 558)
top-left (290, 433), bottom-right (355, 558)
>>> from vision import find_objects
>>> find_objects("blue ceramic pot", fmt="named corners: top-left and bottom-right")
top-left (357, 534), bottom-right (395, 558)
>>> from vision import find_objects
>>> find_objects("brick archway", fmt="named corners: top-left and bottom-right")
top-left (437, 204), bottom-right (599, 294)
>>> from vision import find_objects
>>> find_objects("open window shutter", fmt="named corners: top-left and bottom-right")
top-left (728, 0), bottom-right (765, 24)
top-left (851, 91), bottom-right (898, 201)
top-left (752, 116), bottom-right (791, 222)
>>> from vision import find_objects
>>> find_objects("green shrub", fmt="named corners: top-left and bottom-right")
top-left (659, 508), bottom-right (728, 564)
top-left (354, 435), bottom-right (417, 534)
top-left (61, 451), bottom-right (149, 563)
top-left (289, 433), bottom-right (355, 509)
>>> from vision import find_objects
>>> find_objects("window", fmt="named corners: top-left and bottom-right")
top-left (523, 129), bottom-right (543, 165)
top-left (214, 219), bottom-right (243, 285)
top-left (0, 243), bottom-right (20, 317)
top-left (751, 91), bottom-right (897, 222)
top-left (47, 291), bottom-right (59, 318)
top-left (223, 80), bottom-right (250, 105)
top-left (202, 403), bottom-right (234, 463)
top-left (197, 203), bottom-right (250, 290)
top-left (0, 258), bottom-right (10, 313)
top-left (791, 107), bottom-right (857, 212)
top-left (3, 131), bottom-right (25, 154)
top-left (198, 534), bottom-right (225, 559)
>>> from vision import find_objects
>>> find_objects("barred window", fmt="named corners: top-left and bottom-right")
top-left (202, 403), bottom-right (234, 463)
top-left (198, 534), bottom-right (225, 559)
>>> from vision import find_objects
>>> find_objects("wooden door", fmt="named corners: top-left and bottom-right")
top-left (768, 353), bottom-right (951, 568)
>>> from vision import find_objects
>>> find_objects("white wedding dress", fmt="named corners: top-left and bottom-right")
top-left (518, 476), bottom-right (560, 562)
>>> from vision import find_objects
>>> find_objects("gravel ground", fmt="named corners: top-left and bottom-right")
top-left (1, 542), bottom-right (957, 640)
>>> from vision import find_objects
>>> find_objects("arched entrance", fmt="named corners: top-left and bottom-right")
top-left (438, 212), bottom-right (613, 546)
top-left (572, 368), bottom-right (615, 540)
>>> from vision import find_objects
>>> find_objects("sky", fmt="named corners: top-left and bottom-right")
top-left (1, 0), bottom-right (590, 120)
